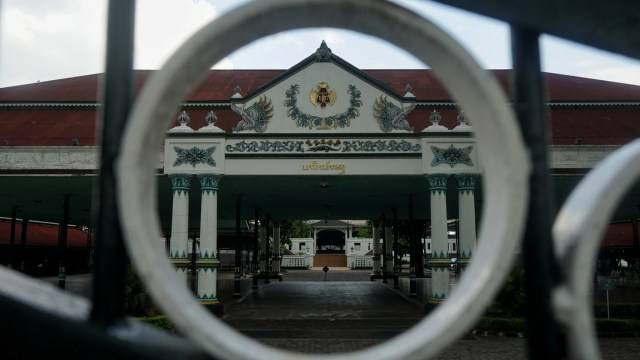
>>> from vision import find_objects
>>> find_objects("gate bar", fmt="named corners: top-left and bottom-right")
top-left (90, 0), bottom-right (136, 325)
top-left (511, 25), bottom-right (564, 359)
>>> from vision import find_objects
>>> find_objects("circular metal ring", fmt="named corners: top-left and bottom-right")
top-left (553, 139), bottom-right (640, 360)
top-left (117, 0), bottom-right (529, 359)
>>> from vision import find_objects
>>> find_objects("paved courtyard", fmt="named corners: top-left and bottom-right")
top-left (223, 270), bottom-right (640, 359)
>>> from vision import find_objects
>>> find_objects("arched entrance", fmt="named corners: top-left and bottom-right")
top-left (316, 229), bottom-right (345, 254)
top-left (314, 229), bottom-right (348, 267)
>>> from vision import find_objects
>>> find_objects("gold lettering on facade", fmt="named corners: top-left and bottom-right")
top-left (302, 161), bottom-right (346, 174)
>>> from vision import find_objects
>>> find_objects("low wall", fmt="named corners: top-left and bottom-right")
top-left (281, 254), bottom-right (313, 269)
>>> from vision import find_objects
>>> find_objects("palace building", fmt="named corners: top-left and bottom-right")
top-left (1, 42), bottom-right (640, 307)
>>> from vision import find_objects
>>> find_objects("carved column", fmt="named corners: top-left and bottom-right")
top-left (272, 223), bottom-right (281, 274)
top-left (456, 174), bottom-right (478, 269)
top-left (372, 221), bottom-right (382, 278)
top-left (428, 174), bottom-right (450, 302)
top-left (169, 174), bottom-right (191, 285)
top-left (197, 174), bottom-right (221, 307)
top-left (384, 225), bottom-right (394, 275)
top-left (259, 221), bottom-right (267, 273)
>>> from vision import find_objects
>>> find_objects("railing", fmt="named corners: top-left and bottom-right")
top-left (281, 255), bottom-right (312, 269)
top-left (348, 255), bottom-right (373, 269)
top-left (2, 0), bottom-right (639, 359)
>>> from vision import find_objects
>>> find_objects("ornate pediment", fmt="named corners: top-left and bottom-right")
top-left (229, 41), bottom-right (415, 134)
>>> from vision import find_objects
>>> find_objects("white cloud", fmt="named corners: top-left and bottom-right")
top-left (213, 57), bottom-right (234, 70)
top-left (134, 0), bottom-right (219, 69)
top-left (0, 0), bottom-right (107, 87)
top-left (586, 67), bottom-right (640, 86)
top-left (1, 0), bottom-right (639, 88)
top-left (0, 0), bottom-right (221, 87)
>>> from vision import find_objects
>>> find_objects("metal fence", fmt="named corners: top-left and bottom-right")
top-left (2, 0), bottom-right (640, 359)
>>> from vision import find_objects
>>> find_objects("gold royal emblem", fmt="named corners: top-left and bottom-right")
top-left (309, 81), bottom-right (337, 108)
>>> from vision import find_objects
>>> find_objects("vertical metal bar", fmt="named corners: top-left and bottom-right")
top-left (19, 218), bottom-right (28, 272)
top-left (234, 195), bottom-right (242, 297)
top-left (8, 205), bottom-right (17, 268)
top-left (90, 0), bottom-right (136, 325)
top-left (58, 195), bottom-right (70, 289)
top-left (511, 25), bottom-right (564, 359)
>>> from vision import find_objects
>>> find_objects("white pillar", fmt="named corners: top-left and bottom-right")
top-left (272, 224), bottom-right (281, 274)
top-left (456, 174), bottom-right (477, 268)
top-left (169, 174), bottom-right (191, 285)
top-left (384, 225), bottom-right (394, 273)
top-left (428, 174), bottom-right (450, 302)
top-left (197, 174), bottom-right (220, 303)
top-left (372, 222), bottom-right (382, 275)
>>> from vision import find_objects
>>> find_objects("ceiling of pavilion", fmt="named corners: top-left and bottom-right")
top-left (2, 175), bottom-right (640, 235)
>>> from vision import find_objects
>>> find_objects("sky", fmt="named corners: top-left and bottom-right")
top-left (1, 0), bottom-right (639, 88)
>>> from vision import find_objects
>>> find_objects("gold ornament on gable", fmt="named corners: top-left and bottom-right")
top-left (309, 81), bottom-right (337, 108)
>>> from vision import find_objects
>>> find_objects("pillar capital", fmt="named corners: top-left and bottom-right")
top-left (426, 174), bottom-right (448, 194)
top-left (455, 174), bottom-right (478, 194)
top-left (169, 174), bottom-right (192, 195)
top-left (198, 174), bottom-right (221, 195)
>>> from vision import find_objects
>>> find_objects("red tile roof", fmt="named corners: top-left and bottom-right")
top-left (0, 219), bottom-right (88, 248)
top-left (2, 70), bottom-right (640, 102)
top-left (0, 70), bottom-right (639, 146)
top-left (603, 222), bottom-right (635, 248)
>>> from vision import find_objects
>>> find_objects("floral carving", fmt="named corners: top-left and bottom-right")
top-left (285, 84), bottom-right (362, 129)
top-left (431, 145), bottom-right (473, 167)
top-left (225, 139), bottom-right (421, 153)
top-left (173, 146), bottom-right (216, 167)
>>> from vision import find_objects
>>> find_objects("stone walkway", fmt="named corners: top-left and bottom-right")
top-left (223, 271), bottom-right (640, 359)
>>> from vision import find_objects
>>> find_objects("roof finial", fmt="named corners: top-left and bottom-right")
top-left (429, 110), bottom-right (442, 125)
top-left (315, 40), bottom-right (332, 62)
top-left (231, 85), bottom-right (243, 99)
top-left (457, 110), bottom-right (469, 126)
top-left (403, 83), bottom-right (415, 98)
top-left (178, 110), bottom-right (190, 126)
top-left (205, 110), bottom-right (218, 126)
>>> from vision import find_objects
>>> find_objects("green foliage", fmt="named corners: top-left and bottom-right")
top-left (125, 266), bottom-right (160, 317)
top-left (594, 303), bottom-right (640, 320)
top-left (137, 316), bottom-right (177, 333)
top-left (473, 317), bottom-right (640, 335)
top-left (595, 318), bottom-right (640, 333)
top-left (353, 220), bottom-right (373, 238)
top-left (281, 219), bottom-right (312, 240)
top-left (488, 265), bottom-right (525, 317)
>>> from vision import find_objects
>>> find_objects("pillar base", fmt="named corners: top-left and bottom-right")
top-left (200, 299), bottom-right (224, 317)
top-left (382, 272), bottom-right (398, 285)
top-left (424, 300), bottom-right (443, 314)
top-left (253, 272), bottom-right (283, 282)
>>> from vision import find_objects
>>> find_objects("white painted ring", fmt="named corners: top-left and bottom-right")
top-left (553, 139), bottom-right (640, 360)
top-left (116, 0), bottom-right (529, 359)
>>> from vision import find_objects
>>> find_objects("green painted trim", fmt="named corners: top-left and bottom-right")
top-left (198, 174), bottom-right (221, 194)
top-left (225, 153), bottom-right (421, 159)
top-left (456, 174), bottom-right (479, 193)
top-left (169, 174), bottom-right (192, 195)
top-left (427, 174), bottom-right (449, 194)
